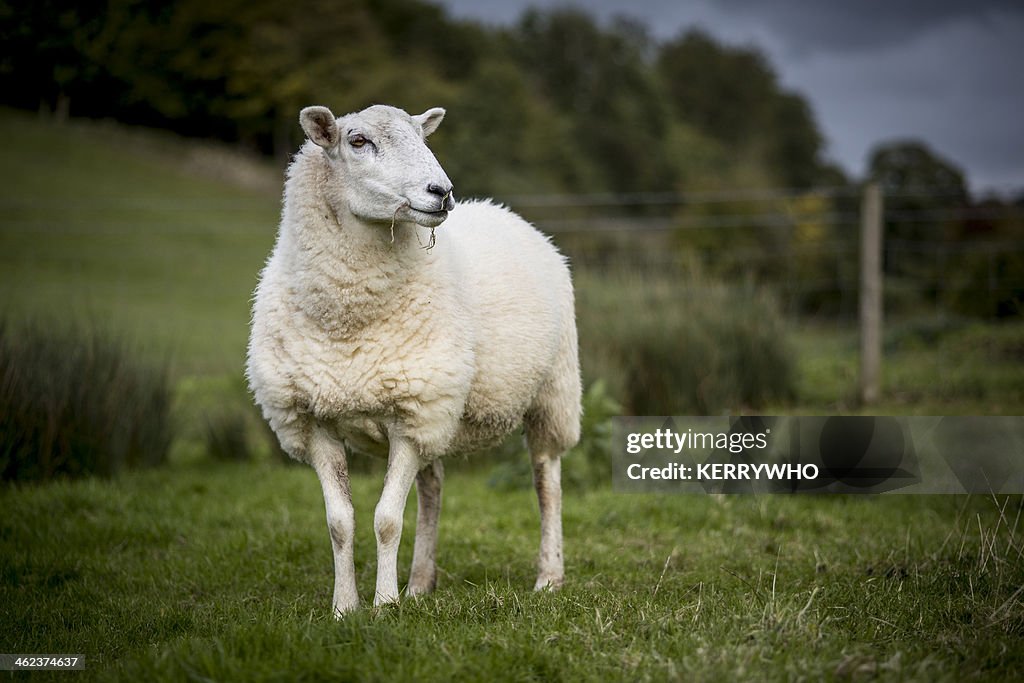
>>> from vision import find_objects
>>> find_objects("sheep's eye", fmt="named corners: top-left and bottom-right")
top-left (349, 135), bottom-right (368, 148)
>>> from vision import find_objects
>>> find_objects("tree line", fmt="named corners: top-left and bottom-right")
top-left (2, 0), bottom-right (1020, 317)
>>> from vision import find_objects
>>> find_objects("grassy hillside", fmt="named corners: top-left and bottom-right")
top-left (0, 108), bottom-right (280, 375)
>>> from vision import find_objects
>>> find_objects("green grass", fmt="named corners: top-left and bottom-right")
top-left (783, 320), bottom-right (1024, 415)
top-left (2, 463), bottom-right (1022, 681)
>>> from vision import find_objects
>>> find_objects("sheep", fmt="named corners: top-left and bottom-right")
top-left (246, 103), bottom-right (581, 615)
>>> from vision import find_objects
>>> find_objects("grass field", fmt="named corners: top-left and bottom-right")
top-left (2, 109), bottom-right (1024, 680)
top-left (0, 109), bottom-right (280, 375)
top-left (3, 464), bottom-right (1023, 681)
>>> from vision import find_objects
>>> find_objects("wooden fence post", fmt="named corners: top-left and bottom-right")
top-left (859, 182), bottom-right (883, 405)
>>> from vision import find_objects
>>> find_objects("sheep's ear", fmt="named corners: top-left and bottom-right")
top-left (299, 106), bottom-right (339, 149)
top-left (413, 107), bottom-right (445, 138)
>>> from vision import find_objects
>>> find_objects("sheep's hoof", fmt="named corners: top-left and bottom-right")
top-left (533, 575), bottom-right (564, 592)
top-left (331, 600), bottom-right (359, 619)
top-left (406, 572), bottom-right (437, 597)
top-left (373, 592), bottom-right (401, 608)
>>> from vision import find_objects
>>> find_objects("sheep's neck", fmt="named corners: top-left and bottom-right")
top-left (279, 146), bottom-right (433, 336)
top-left (287, 209), bottom-right (429, 338)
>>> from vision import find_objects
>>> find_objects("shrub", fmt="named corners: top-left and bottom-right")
top-left (562, 379), bottom-right (622, 489)
top-left (576, 268), bottom-right (796, 414)
top-left (0, 321), bottom-right (172, 482)
top-left (944, 248), bottom-right (1024, 320)
top-left (884, 315), bottom-right (970, 352)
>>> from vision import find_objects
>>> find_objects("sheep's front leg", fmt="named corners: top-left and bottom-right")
top-left (408, 459), bottom-right (443, 596)
top-left (374, 433), bottom-right (421, 605)
top-left (310, 426), bottom-right (359, 616)
top-left (531, 451), bottom-right (564, 590)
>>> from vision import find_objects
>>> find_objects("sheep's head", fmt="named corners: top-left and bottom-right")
top-left (299, 104), bottom-right (454, 229)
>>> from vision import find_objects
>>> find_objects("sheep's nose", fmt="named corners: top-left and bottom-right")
top-left (427, 183), bottom-right (455, 211)
top-left (427, 183), bottom-right (452, 199)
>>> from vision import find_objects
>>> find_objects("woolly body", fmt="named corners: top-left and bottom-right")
top-left (247, 147), bottom-right (580, 464)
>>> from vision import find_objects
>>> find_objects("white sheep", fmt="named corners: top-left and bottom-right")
top-left (246, 104), bottom-right (581, 615)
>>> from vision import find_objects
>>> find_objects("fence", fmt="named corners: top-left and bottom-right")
top-left (4, 185), bottom-right (1021, 325)
top-left (494, 184), bottom-right (1023, 405)
top-left (495, 185), bottom-right (1024, 321)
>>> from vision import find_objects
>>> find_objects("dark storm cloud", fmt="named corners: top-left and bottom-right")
top-left (717, 0), bottom-right (1024, 53)
top-left (445, 0), bottom-right (1024, 49)
top-left (788, 10), bottom-right (1024, 190)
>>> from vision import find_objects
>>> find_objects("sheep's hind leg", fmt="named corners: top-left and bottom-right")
top-left (408, 459), bottom-right (443, 596)
top-left (374, 433), bottom-right (422, 606)
top-left (530, 449), bottom-right (564, 591)
top-left (310, 426), bottom-right (359, 616)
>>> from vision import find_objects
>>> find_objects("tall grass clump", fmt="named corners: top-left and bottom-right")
top-left (576, 267), bottom-right (796, 414)
top-left (203, 410), bottom-right (252, 463)
top-left (0, 320), bottom-right (172, 482)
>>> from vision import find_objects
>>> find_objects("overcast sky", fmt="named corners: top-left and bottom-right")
top-left (438, 0), bottom-right (1024, 195)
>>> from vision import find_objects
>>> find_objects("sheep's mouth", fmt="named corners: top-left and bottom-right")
top-left (406, 206), bottom-right (449, 227)
top-left (410, 206), bottom-right (448, 216)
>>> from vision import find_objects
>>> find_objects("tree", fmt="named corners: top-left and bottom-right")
top-left (656, 29), bottom-right (825, 189)
top-left (0, 0), bottom-right (834, 198)
top-left (0, 0), bottom-right (111, 119)
top-left (441, 60), bottom-right (593, 198)
top-left (511, 9), bottom-right (678, 194)
top-left (766, 93), bottom-right (823, 188)
top-left (657, 29), bottom-right (777, 148)
top-left (868, 140), bottom-right (968, 202)
top-left (868, 139), bottom-right (968, 259)
top-left (868, 140), bottom-right (969, 290)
